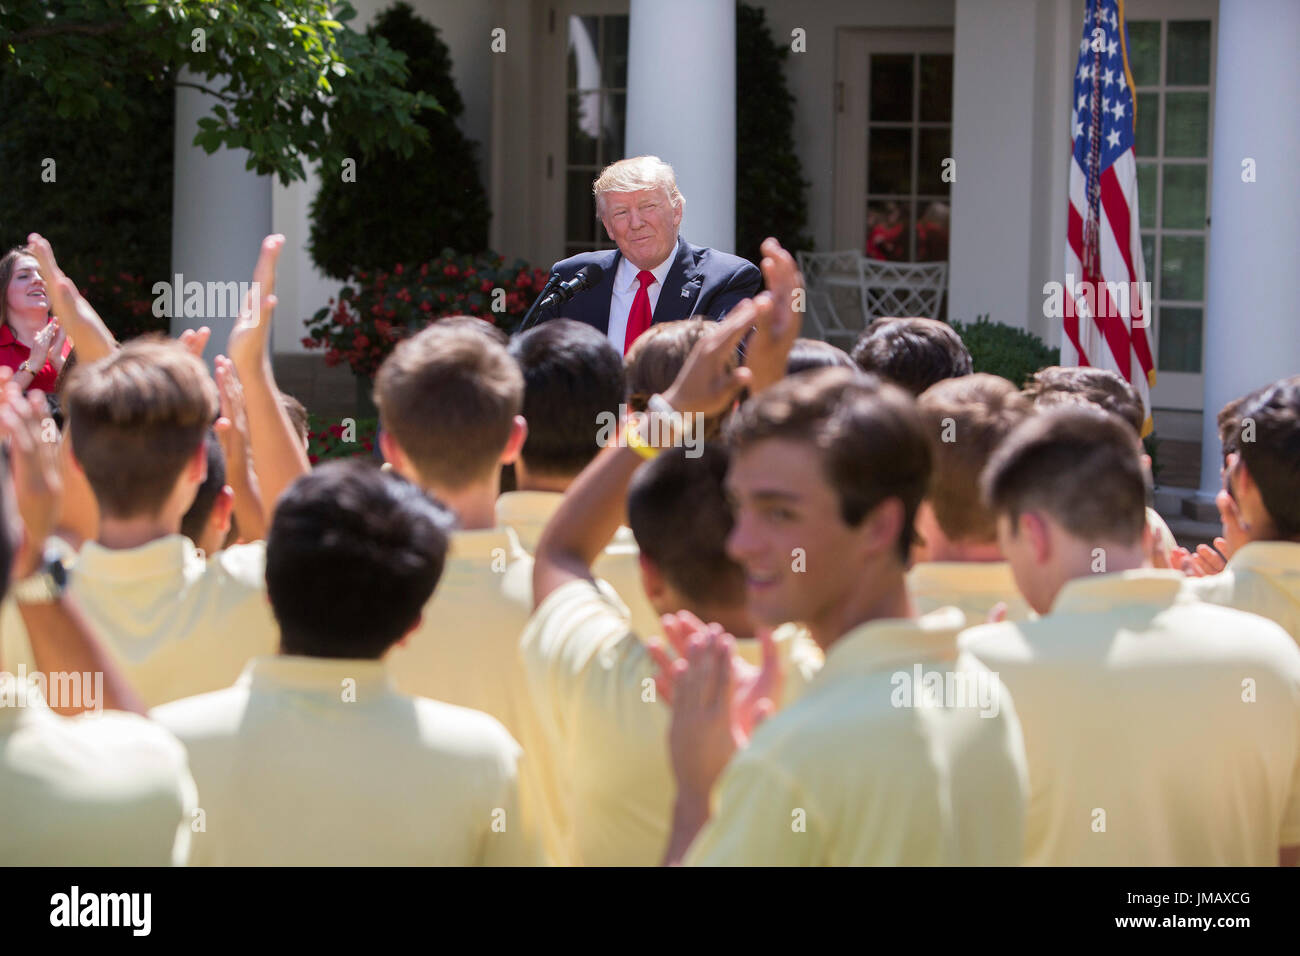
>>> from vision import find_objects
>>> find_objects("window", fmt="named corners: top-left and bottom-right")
top-left (863, 51), bottom-right (953, 264)
top-left (1128, 18), bottom-right (1213, 376)
top-left (564, 14), bottom-right (629, 258)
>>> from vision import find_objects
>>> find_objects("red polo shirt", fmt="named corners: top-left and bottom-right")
top-left (0, 321), bottom-right (73, 394)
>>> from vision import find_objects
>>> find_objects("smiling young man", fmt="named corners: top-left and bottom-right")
top-left (532, 156), bottom-right (761, 353)
top-left (1185, 376), bottom-right (1300, 642)
top-left (524, 245), bottom-right (821, 865)
top-left (663, 366), bottom-right (1028, 866)
top-left (960, 406), bottom-right (1300, 865)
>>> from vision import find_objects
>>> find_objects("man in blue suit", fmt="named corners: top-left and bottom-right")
top-left (533, 156), bottom-right (761, 354)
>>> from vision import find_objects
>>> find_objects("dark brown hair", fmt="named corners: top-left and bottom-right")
top-left (850, 317), bottom-right (972, 396)
top-left (1235, 376), bottom-right (1300, 540)
top-left (1023, 365), bottom-right (1144, 437)
top-left (982, 405), bottom-right (1147, 545)
top-left (65, 338), bottom-right (218, 519)
top-left (726, 367), bottom-right (931, 562)
top-left (918, 374), bottom-right (1031, 543)
top-left (374, 320), bottom-right (523, 488)
top-left (627, 444), bottom-right (745, 607)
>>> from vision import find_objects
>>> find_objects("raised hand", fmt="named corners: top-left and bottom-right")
top-left (661, 298), bottom-right (756, 415)
top-left (668, 629), bottom-right (741, 804)
top-left (178, 326), bottom-right (212, 360)
top-left (26, 233), bottom-right (116, 364)
top-left (28, 319), bottom-right (60, 370)
top-left (0, 368), bottom-right (63, 577)
top-left (228, 235), bottom-right (285, 374)
top-left (744, 237), bottom-right (805, 394)
top-left (649, 610), bottom-right (781, 738)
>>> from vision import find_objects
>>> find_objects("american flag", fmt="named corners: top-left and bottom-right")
top-left (1065, 0), bottom-right (1155, 435)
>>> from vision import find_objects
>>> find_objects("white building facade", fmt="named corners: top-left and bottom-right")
top-left (171, 0), bottom-right (1299, 503)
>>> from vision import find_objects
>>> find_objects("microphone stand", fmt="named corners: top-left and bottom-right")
top-left (515, 274), bottom-right (561, 336)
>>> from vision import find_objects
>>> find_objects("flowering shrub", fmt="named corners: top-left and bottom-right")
top-left (302, 249), bottom-right (550, 379)
top-left (82, 265), bottom-right (167, 341)
top-left (307, 415), bottom-right (379, 466)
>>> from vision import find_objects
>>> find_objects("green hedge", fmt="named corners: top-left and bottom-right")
top-left (950, 315), bottom-right (1060, 388)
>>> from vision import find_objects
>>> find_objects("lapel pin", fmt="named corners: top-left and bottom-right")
top-left (680, 286), bottom-right (692, 298)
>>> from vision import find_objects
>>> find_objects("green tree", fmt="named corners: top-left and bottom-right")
top-left (736, 2), bottom-right (813, 267)
top-left (0, 0), bottom-right (437, 185)
top-left (307, 2), bottom-right (489, 281)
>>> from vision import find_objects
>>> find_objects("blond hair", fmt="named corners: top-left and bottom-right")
top-left (593, 156), bottom-right (684, 217)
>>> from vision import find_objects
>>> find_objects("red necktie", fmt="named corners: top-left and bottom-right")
top-left (623, 269), bottom-right (656, 354)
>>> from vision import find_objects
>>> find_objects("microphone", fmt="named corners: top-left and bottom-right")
top-left (515, 272), bottom-right (562, 335)
top-left (538, 264), bottom-right (605, 313)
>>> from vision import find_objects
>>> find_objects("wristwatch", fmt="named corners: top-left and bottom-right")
top-left (12, 548), bottom-right (70, 604)
top-left (16, 359), bottom-right (34, 375)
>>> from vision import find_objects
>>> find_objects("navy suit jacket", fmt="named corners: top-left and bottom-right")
top-left (535, 235), bottom-right (761, 335)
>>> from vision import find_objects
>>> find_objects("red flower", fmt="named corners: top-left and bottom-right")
top-left (395, 263), bottom-right (404, 275)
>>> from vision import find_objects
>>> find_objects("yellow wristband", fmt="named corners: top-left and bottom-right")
top-left (624, 419), bottom-right (660, 461)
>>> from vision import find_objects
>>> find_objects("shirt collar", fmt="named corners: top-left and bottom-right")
top-left (1225, 541), bottom-right (1300, 575)
top-left (75, 534), bottom-right (204, 582)
top-left (817, 607), bottom-right (968, 682)
top-left (1049, 568), bottom-right (1188, 616)
top-left (616, 249), bottom-right (675, 292)
top-left (908, 561), bottom-right (1019, 596)
top-left (448, 525), bottom-right (526, 562)
top-left (0, 323), bottom-right (17, 348)
top-left (240, 655), bottom-right (393, 697)
top-left (494, 492), bottom-right (562, 553)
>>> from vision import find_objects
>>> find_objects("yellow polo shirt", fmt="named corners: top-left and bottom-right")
top-left (681, 607), bottom-right (1028, 866)
top-left (907, 560), bottom-right (1033, 623)
top-left (1, 673), bottom-right (196, 865)
top-left (0, 536), bottom-right (278, 707)
top-left (961, 569), bottom-right (1300, 865)
top-left (496, 490), bottom-right (659, 636)
top-left (1186, 541), bottom-right (1300, 644)
top-left (521, 579), bottom-right (824, 866)
top-left (152, 655), bottom-right (544, 866)
top-left (386, 526), bottom-right (565, 863)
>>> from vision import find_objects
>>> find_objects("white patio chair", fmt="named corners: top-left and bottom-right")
top-left (796, 250), bottom-right (871, 350)
top-left (857, 259), bottom-right (949, 322)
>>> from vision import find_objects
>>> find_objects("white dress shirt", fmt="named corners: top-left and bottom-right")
top-left (606, 252), bottom-right (675, 350)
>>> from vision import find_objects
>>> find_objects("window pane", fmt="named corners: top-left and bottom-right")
top-left (917, 128), bottom-right (951, 196)
top-left (567, 16), bottom-right (600, 90)
top-left (1141, 232), bottom-right (1155, 281)
top-left (1160, 235), bottom-right (1205, 301)
top-left (1126, 21), bottom-right (1161, 87)
top-left (1161, 164), bottom-right (1207, 229)
top-left (1157, 306), bottom-right (1202, 373)
top-left (567, 92), bottom-right (598, 166)
top-left (868, 127), bottom-right (912, 194)
top-left (566, 170), bottom-right (597, 244)
top-left (1164, 92), bottom-right (1208, 157)
top-left (919, 54), bottom-right (952, 122)
top-left (916, 201), bottom-right (950, 262)
top-left (601, 16), bottom-right (629, 88)
top-left (1137, 164), bottom-right (1157, 229)
top-left (1166, 21), bottom-right (1211, 85)
top-left (870, 54), bottom-right (913, 122)
top-left (600, 92), bottom-right (626, 164)
top-left (865, 200), bottom-right (911, 261)
top-left (1135, 92), bottom-right (1159, 156)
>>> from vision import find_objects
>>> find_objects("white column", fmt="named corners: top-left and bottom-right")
top-left (625, 0), bottom-right (735, 254)
top-left (1198, 0), bottom-right (1300, 497)
top-left (171, 75), bottom-right (273, 363)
